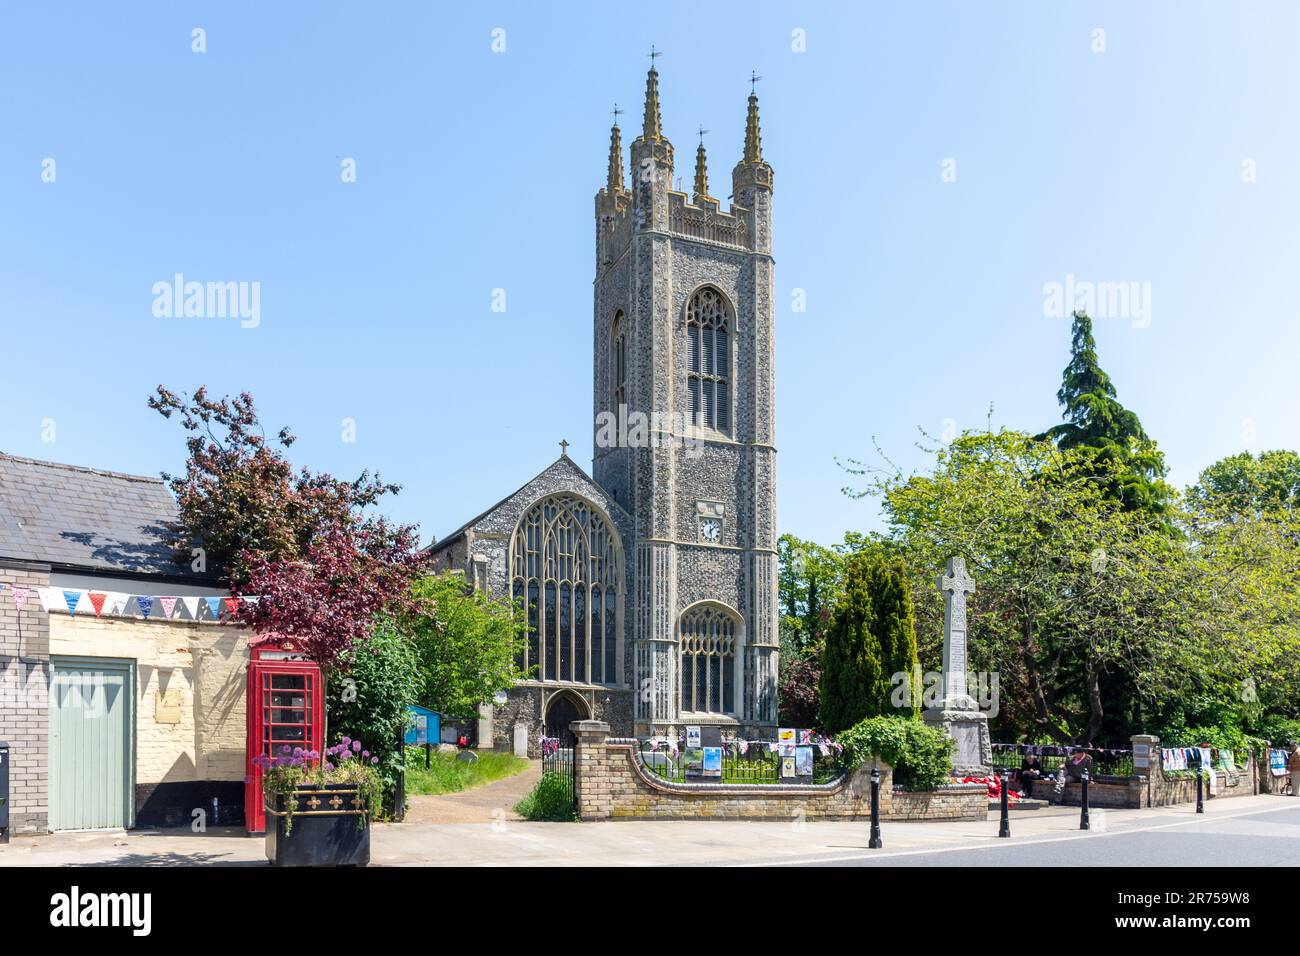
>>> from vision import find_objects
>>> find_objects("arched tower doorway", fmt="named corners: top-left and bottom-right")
top-left (543, 690), bottom-right (590, 744)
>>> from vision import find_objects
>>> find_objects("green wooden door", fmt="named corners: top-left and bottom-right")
top-left (49, 658), bottom-right (134, 830)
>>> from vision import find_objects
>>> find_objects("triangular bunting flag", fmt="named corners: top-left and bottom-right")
top-left (37, 588), bottom-right (54, 611)
top-left (88, 592), bottom-right (107, 617)
top-left (63, 590), bottom-right (81, 616)
top-left (11, 586), bottom-right (30, 611)
top-left (204, 597), bottom-right (222, 619)
top-left (137, 595), bottom-right (154, 619)
top-left (224, 597), bottom-right (241, 616)
top-left (181, 597), bottom-right (200, 620)
top-left (160, 596), bottom-right (178, 619)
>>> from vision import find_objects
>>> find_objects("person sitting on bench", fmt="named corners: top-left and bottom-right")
top-left (1019, 753), bottom-right (1044, 798)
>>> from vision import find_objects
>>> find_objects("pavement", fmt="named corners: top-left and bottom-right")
top-left (1, 792), bottom-right (1295, 867)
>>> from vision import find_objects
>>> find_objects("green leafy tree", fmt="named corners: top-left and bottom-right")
top-left (848, 429), bottom-right (1194, 744)
top-left (1187, 450), bottom-right (1300, 521)
top-left (401, 572), bottom-right (528, 717)
top-left (1040, 312), bottom-right (1173, 520)
top-left (326, 624), bottom-right (421, 808)
top-left (777, 534), bottom-right (845, 652)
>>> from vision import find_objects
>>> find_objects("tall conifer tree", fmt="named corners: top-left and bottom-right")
top-left (818, 553), bottom-right (921, 732)
top-left (1041, 311), bottom-right (1171, 518)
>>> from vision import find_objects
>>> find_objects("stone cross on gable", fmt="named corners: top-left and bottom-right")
top-left (938, 556), bottom-right (976, 709)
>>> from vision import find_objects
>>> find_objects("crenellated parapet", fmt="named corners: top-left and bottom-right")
top-left (667, 191), bottom-right (748, 250)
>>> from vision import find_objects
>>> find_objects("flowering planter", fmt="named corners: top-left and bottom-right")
top-left (265, 784), bottom-right (370, 867)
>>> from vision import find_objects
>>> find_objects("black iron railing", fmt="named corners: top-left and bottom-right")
top-left (540, 737), bottom-right (576, 808)
top-left (991, 743), bottom-right (1135, 778)
top-left (637, 738), bottom-right (842, 785)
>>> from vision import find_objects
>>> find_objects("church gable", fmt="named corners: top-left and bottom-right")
top-left (428, 453), bottom-right (631, 599)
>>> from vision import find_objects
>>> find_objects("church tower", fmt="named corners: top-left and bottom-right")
top-left (593, 65), bottom-right (778, 738)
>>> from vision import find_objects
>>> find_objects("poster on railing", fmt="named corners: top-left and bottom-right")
top-left (686, 726), bottom-right (701, 748)
top-left (1270, 749), bottom-right (1289, 777)
top-left (795, 746), bottom-right (814, 777)
top-left (702, 747), bottom-right (722, 778)
top-left (781, 755), bottom-right (797, 778)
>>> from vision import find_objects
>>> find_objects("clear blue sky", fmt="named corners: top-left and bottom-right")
top-left (2, 1), bottom-right (1296, 548)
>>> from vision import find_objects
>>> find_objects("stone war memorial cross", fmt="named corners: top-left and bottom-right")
top-left (924, 556), bottom-right (992, 774)
top-left (938, 555), bottom-right (976, 709)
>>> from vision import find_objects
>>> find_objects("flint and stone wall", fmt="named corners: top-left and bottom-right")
top-left (571, 720), bottom-right (987, 822)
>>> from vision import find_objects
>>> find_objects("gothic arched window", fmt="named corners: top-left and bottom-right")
top-left (611, 311), bottom-right (627, 412)
top-left (679, 604), bottom-right (738, 715)
top-left (510, 495), bottom-right (620, 685)
top-left (686, 287), bottom-right (731, 433)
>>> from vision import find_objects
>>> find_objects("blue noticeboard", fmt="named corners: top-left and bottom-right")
top-left (405, 705), bottom-right (441, 747)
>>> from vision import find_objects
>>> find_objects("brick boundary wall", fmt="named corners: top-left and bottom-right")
top-left (0, 562), bottom-right (51, 834)
top-left (1015, 736), bottom-right (1261, 810)
top-left (1132, 734), bottom-right (1260, 807)
top-left (571, 720), bottom-right (988, 823)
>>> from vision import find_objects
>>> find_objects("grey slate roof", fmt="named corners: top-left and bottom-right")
top-left (0, 452), bottom-right (200, 578)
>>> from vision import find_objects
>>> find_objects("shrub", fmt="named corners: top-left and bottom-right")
top-left (1249, 716), bottom-right (1300, 748)
top-left (837, 716), bottom-right (954, 791)
top-left (514, 774), bottom-right (577, 822)
top-left (326, 624), bottom-right (420, 811)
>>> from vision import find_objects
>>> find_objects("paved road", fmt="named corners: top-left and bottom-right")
top-left (2, 793), bottom-right (1293, 867)
top-left (781, 801), bottom-right (1300, 867)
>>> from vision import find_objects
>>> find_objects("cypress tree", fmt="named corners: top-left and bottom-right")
top-left (818, 553), bottom-right (921, 732)
top-left (862, 557), bottom-right (922, 719)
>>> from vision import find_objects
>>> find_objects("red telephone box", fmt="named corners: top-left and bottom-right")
top-left (245, 637), bottom-right (323, 833)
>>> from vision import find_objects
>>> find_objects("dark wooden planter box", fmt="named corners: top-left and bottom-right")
top-left (265, 784), bottom-right (370, 867)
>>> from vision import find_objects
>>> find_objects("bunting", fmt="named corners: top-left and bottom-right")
top-left (11, 587), bottom-right (258, 623)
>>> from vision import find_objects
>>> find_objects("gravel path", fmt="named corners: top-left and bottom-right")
top-left (402, 760), bottom-right (542, 824)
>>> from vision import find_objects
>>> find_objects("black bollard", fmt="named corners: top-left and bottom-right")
top-left (1196, 766), bottom-right (1204, 813)
top-left (868, 765), bottom-right (883, 849)
top-left (1080, 768), bottom-right (1091, 830)
top-left (425, 741), bottom-right (431, 770)
top-left (998, 769), bottom-right (1011, 838)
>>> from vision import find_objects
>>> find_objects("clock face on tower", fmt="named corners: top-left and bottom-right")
top-left (698, 517), bottom-right (722, 543)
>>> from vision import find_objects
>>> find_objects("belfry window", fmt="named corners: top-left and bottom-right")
top-left (679, 604), bottom-right (737, 715)
top-left (510, 495), bottom-right (620, 685)
top-left (686, 287), bottom-right (731, 432)
top-left (612, 311), bottom-right (627, 411)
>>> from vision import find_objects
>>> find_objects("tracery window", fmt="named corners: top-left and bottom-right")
top-left (686, 287), bottom-right (731, 433)
top-left (510, 495), bottom-right (620, 684)
top-left (679, 604), bottom-right (737, 715)
top-left (611, 311), bottom-right (627, 411)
